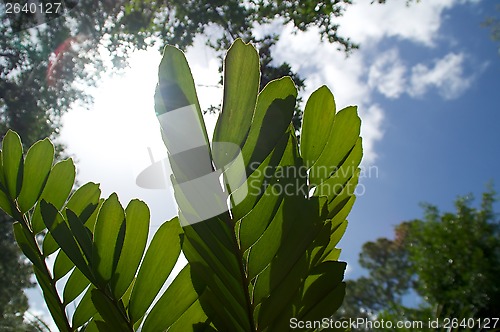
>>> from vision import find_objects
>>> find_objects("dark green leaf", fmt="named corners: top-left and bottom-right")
top-left (63, 267), bottom-right (91, 306)
top-left (309, 106), bottom-right (361, 186)
top-left (67, 209), bottom-right (93, 261)
top-left (128, 217), bottom-right (182, 324)
top-left (17, 138), bottom-right (54, 212)
top-left (110, 199), bottom-right (150, 299)
top-left (92, 193), bottom-right (125, 284)
top-left (300, 86), bottom-right (336, 167)
top-left (142, 264), bottom-right (206, 331)
top-left (53, 249), bottom-right (74, 281)
top-left (2, 130), bottom-right (24, 199)
top-left (12, 222), bottom-right (45, 272)
top-left (241, 77), bottom-right (297, 170)
top-left (72, 286), bottom-right (97, 328)
top-left (213, 39), bottom-right (260, 168)
top-left (32, 159), bottom-right (76, 233)
top-left (91, 289), bottom-right (131, 331)
top-left (41, 200), bottom-right (94, 282)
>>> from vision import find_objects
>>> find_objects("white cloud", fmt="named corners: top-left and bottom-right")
top-left (272, 25), bottom-right (383, 164)
top-left (368, 48), bottom-right (407, 99)
top-left (269, 0), bottom-right (481, 165)
top-left (337, 0), bottom-right (457, 48)
top-left (408, 52), bottom-right (473, 100)
top-left (359, 105), bottom-right (385, 165)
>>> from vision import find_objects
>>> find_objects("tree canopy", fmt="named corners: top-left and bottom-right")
top-left (337, 187), bottom-right (500, 330)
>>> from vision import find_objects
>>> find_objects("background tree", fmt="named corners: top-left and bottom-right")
top-left (337, 187), bottom-right (500, 330)
top-left (482, 4), bottom-right (500, 56)
top-left (407, 189), bottom-right (500, 319)
top-left (0, 214), bottom-right (33, 330)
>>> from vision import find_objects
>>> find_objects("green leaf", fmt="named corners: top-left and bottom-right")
top-left (142, 265), bottom-right (206, 332)
top-left (110, 199), bottom-right (150, 299)
top-left (92, 193), bottom-right (125, 284)
top-left (41, 200), bottom-right (94, 282)
top-left (308, 106), bottom-right (361, 186)
top-left (64, 182), bottom-right (102, 219)
top-left (154, 44), bottom-right (211, 167)
top-left (0, 149), bottom-right (14, 216)
top-left (300, 86), bottom-right (336, 167)
top-left (32, 159), bottom-right (76, 233)
top-left (91, 289), bottom-right (131, 331)
top-left (1, 130), bottom-right (23, 199)
top-left (67, 209), bottom-right (93, 261)
top-left (17, 138), bottom-right (54, 212)
top-left (155, 40), bottom-right (363, 331)
top-left (129, 217), bottom-right (182, 324)
top-left (53, 250), bottom-right (74, 281)
top-left (63, 267), bottom-right (91, 305)
top-left (241, 77), bottom-right (297, 170)
top-left (72, 286), bottom-right (97, 328)
top-left (42, 232), bottom-right (59, 257)
top-left (0, 185), bottom-right (14, 216)
top-left (213, 39), bottom-right (260, 168)
top-left (43, 189), bottom-right (102, 258)
top-left (12, 222), bottom-right (45, 272)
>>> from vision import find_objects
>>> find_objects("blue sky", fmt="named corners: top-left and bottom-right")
top-left (27, 0), bottom-right (500, 326)
top-left (333, 0), bottom-right (500, 278)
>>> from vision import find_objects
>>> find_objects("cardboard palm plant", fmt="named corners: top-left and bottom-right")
top-left (0, 39), bottom-right (362, 331)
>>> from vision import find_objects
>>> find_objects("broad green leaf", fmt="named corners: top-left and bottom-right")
top-left (241, 77), bottom-right (297, 170)
top-left (42, 232), bottom-right (59, 257)
top-left (64, 182), bottom-right (101, 219)
top-left (17, 138), bottom-right (54, 212)
top-left (72, 286), bottom-right (97, 328)
top-left (309, 106), bottom-right (361, 186)
top-left (213, 39), bottom-right (260, 168)
top-left (41, 200), bottom-right (94, 282)
top-left (300, 86), bottom-right (336, 167)
top-left (32, 159), bottom-right (76, 233)
top-left (326, 169), bottom-right (360, 218)
top-left (92, 193), bottom-right (125, 284)
top-left (44, 194), bottom-right (102, 257)
top-left (154, 44), bottom-right (211, 174)
top-left (0, 187), bottom-right (13, 216)
top-left (1, 130), bottom-right (23, 199)
top-left (81, 319), bottom-right (99, 332)
top-left (181, 231), bottom-right (249, 329)
top-left (142, 265), bottom-right (206, 332)
top-left (230, 132), bottom-right (290, 220)
top-left (12, 222), bottom-right (45, 272)
top-left (91, 289), bottom-right (131, 331)
top-left (155, 40), bottom-right (363, 331)
top-left (63, 267), bottom-right (91, 305)
top-left (313, 137), bottom-right (362, 201)
top-left (110, 199), bottom-right (150, 299)
top-left (53, 250), bottom-right (74, 280)
top-left (67, 209), bottom-right (93, 261)
top-left (0, 151), bottom-right (14, 216)
top-left (129, 218), bottom-right (182, 324)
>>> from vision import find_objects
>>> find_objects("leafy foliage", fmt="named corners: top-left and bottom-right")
top-left (482, 4), bottom-right (500, 55)
top-left (156, 39), bottom-right (362, 330)
top-left (0, 130), bottom-right (193, 331)
top-left (337, 187), bottom-right (500, 330)
top-left (0, 213), bottom-right (37, 330)
top-left (0, 39), bottom-right (362, 330)
top-left (407, 190), bottom-right (500, 319)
